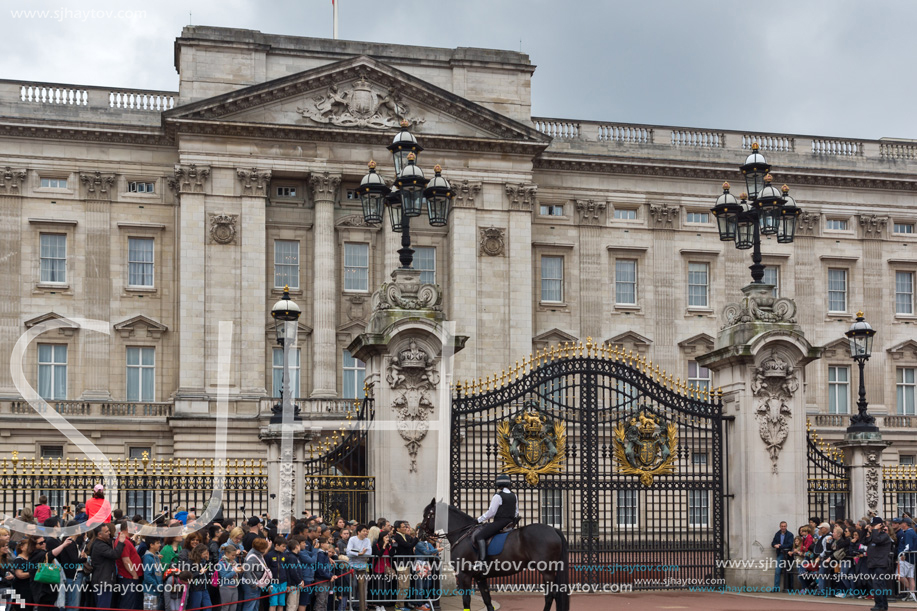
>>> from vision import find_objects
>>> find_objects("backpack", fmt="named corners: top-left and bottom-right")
top-left (246, 552), bottom-right (272, 589)
top-left (165, 571), bottom-right (185, 600)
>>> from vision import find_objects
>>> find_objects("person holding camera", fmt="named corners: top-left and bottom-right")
top-left (865, 516), bottom-right (894, 611)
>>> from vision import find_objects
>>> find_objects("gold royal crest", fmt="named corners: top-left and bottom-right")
top-left (497, 404), bottom-right (566, 486)
top-left (613, 411), bottom-right (678, 487)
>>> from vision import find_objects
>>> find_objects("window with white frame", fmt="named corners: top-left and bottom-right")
top-left (895, 223), bottom-right (915, 235)
top-left (614, 259), bottom-right (637, 305)
top-left (540, 489), bottom-right (563, 528)
top-left (615, 380), bottom-right (639, 410)
top-left (539, 204), bottom-right (564, 216)
top-left (828, 365), bottom-right (850, 414)
top-left (688, 490), bottom-right (709, 526)
top-left (897, 368), bottom-right (916, 415)
top-left (827, 268), bottom-right (847, 312)
top-left (687, 262), bottom-right (709, 308)
top-left (38, 344), bottom-right (67, 400)
top-left (40, 446), bottom-right (65, 510)
top-left (688, 361), bottom-right (712, 393)
top-left (541, 256), bottom-right (564, 303)
top-left (616, 489), bottom-right (638, 527)
top-left (898, 493), bottom-right (917, 518)
top-left (827, 493), bottom-right (846, 522)
top-left (414, 246), bottom-right (436, 284)
top-left (901, 455), bottom-right (916, 466)
top-left (126, 347), bottom-right (155, 402)
top-left (613, 208), bottom-right (637, 220)
top-left (40, 178), bottom-right (67, 189)
top-left (763, 266), bottom-right (779, 298)
top-left (342, 349), bottom-right (366, 400)
top-left (128, 181), bottom-right (155, 193)
top-left (128, 237), bottom-right (154, 287)
top-left (896, 271), bottom-right (914, 315)
top-left (344, 243), bottom-right (370, 292)
top-left (686, 211), bottom-right (710, 224)
top-left (274, 240), bottom-right (300, 289)
top-left (275, 186), bottom-right (297, 198)
top-left (39, 234), bottom-right (67, 284)
top-left (692, 452), bottom-right (708, 467)
top-left (127, 447), bottom-right (153, 520)
top-left (539, 378), bottom-right (564, 407)
top-left (272, 347), bottom-right (301, 399)
top-left (826, 219), bottom-right (848, 231)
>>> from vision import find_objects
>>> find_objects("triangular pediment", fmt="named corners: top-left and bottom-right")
top-left (888, 339), bottom-right (917, 361)
top-left (114, 315), bottom-right (168, 340)
top-left (605, 331), bottom-right (653, 357)
top-left (23, 312), bottom-right (79, 337)
top-left (265, 320), bottom-right (313, 337)
top-left (678, 333), bottom-right (715, 356)
top-left (822, 338), bottom-right (849, 359)
top-left (532, 328), bottom-right (578, 350)
top-left (164, 56), bottom-right (549, 151)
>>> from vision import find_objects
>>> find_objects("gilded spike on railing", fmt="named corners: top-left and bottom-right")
top-left (501, 370), bottom-right (507, 386)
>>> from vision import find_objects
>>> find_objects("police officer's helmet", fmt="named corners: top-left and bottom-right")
top-left (495, 474), bottom-right (513, 489)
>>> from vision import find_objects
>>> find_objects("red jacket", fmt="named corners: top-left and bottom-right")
top-left (33, 504), bottom-right (52, 524)
top-left (85, 496), bottom-right (112, 524)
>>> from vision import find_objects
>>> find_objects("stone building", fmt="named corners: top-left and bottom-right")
top-left (1, 25), bottom-right (916, 512)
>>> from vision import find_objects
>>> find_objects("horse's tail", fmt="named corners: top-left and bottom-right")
top-left (554, 528), bottom-right (570, 610)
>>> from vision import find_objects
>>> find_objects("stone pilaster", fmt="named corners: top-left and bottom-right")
top-left (310, 172), bottom-right (340, 398)
top-left (449, 181), bottom-right (480, 381)
top-left (507, 189), bottom-right (533, 368)
top-left (650, 203), bottom-right (679, 368)
top-left (0, 168), bottom-right (26, 398)
top-left (79, 172), bottom-right (117, 400)
top-left (576, 200), bottom-right (606, 340)
top-left (838, 437), bottom-right (890, 519)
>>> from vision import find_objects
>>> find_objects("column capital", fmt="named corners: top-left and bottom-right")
top-left (79, 171), bottom-right (118, 200)
top-left (310, 172), bottom-right (341, 202)
top-left (236, 167), bottom-right (272, 195)
top-left (167, 163), bottom-right (211, 195)
top-left (0, 167), bottom-right (27, 195)
top-left (504, 182), bottom-right (537, 211)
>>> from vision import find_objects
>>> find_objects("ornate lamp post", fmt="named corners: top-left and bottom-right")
top-left (270, 286), bottom-right (301, 424)
top-left (358, 120), bottom-right (454, 268)
top-left (710, 143), bottom-right (802, 284)
top-left (845, 311), bottom-right (878, 433)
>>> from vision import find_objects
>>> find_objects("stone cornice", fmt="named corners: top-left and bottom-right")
top-left (0, 120), bottom-right (170, 147)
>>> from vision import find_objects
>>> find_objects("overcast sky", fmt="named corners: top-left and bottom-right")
top-left (2, 0), bottom-right (915, 140)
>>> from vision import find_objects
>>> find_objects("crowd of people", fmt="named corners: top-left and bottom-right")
top-left (0, 486), bottom-right (444, 611)
top-left (771, 513), bottom-right (917, 610)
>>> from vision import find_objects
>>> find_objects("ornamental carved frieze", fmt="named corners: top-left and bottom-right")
top-left (865, 451), bottom-right (881, 513)
top-left (796, 211), bottom-right (820, 236)
top-left (479, 226), bottom-right (506, 257)
top-left (372, 269), bottom-right (442, 311)
top-left (722, 284), bottom-right (797, 328)
top-left (309, 172), bottom-right (341, 202)
top-left (297, 75), bottom-right (425, 130)
top-left (574, 199), bottom-right (607, 225)
top-left (79, 171), bottom-right (117, 199)
top-left (453, 180), bottom-right (482, 209)
top-left (0, 167), bottom-right (27, 194)
top-left (505, 183), bottom-right (537, 211)
top-left (387, 339), bottom-right (440, 472)
top-left (167, 164), bottom-right (210, 195)
top-left (859, 214), bottom-right (888, 239)
top-left (336, 214), bottom-right (374, 229)
top-left (209, 213), bottom-right (238, 245)
top-left (751, 353), bottom-right (798, 474)
top-left (236, 168), bottom-right (272, 194)
top-left (648, 204), bottom-right (679, 228)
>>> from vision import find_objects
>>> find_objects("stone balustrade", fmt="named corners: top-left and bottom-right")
top-left (811, 413), bottom-right (917, 429)
top-left (258, 397), bottom-right (360, 417)
top-left (4, 400), bottom-right (173, 417)
top-left (2, 80), bottom-right (177, 112)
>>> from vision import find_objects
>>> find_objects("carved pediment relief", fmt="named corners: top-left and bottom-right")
top-left (265, 320), bottom-right (313, 338)
top-left (113, 315), bottom-right (168, 340)
top-left (887, 339), bottom-right (917, 361)
top-left (605, 330), bottom-right (653, 356)
top-left (23, 312), bottom-right (79, 337)
top-left (532, 328), bottom-right (578, 353)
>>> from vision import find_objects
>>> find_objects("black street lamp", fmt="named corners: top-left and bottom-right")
top-left (270, 286), bottom-right (301, 424)
top-left (711, 143), bottom-right (802, 284)
top-left (845, 311), bottom-right (878, 433)
top-left (358, 120), bottom-right (454, 269)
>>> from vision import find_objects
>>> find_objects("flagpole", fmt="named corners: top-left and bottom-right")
top-left (333, 0), bottom-right (338, 39)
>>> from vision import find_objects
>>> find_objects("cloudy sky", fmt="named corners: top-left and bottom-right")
top-left (2, 0), bottom-right (914, 140)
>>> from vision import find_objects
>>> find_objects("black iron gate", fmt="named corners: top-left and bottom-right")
top-left (806, 421), bottom-right (849, 522)
top-left (451, 341), bottom-right (725, 588)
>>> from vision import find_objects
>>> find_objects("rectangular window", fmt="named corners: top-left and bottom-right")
top-left (688, 490), bottom-right (709, 527)
top-left (540, 489), bottom-right (563, 528)
top-left (414, 246), bottom-right (436, 285)
top-left (274, 240), bottom-right (300, 289)
top-left (901, 455), bottom-right (916, 466)
top-left (828, 365), bottom-right (850, 414)
top-left (128, 181), bottom-right (155, 193)
top-left (539, 378), bottom-right (564, 407)
top-left (895, 223), bottom-right (915, 234)
top-left (128, 237), bottom-right (154, 287)
top-left (826, 219), bottom-right (848, 230)
top-left (342, 349), bottom-right (366, 400)
top-left (692, 452), bottom-right (708, 466)
top-left (126, 347), bottom-right (155, 402)
top-left (539, 204), bottom-right (564, 216)
top-left (896, 271), bottom-right (914, 315)
top-left (275, 186), bottom-right (297, 198)
top-left (898, 493), bottom-right (917, 518)
top-left (827, 492), bottom-right (846, 522)
top-left (344, 243), bottom-right (370, 292)
top-left (688, 361), bottom-right (712, 393)
top-left (272, 347), bottom-right (301, 400)
top-left (346, 189), bottom-right (360, 200)
top-left (40, 178), bottom-right (67, 189)
top-left (39, 234), bottom-right (66, 284)
top-left (686, 212), bottom-right (710, 224)
top-left (613, 208), bottom-right (637, 220)
top-left (687, 262), bottom-right (709, 308)
top-left (38, 344), bottom-right (67, 400)
top-left (127, 447), bottom-right (153, 521)
top-left (827, 268), bottom-right (847, 312)
top-left (541, 256), bottom-right (564, 303)
top-left (763, 266), bottom-right (779, 298)
top-left (39, 446), bottom-right (66, 511)
top-left (616, 489), bottom-right (638, 527)
top-left (897, 368), bottom-right (916, 416)
top-left (614, 259), bottom-right (637, 305)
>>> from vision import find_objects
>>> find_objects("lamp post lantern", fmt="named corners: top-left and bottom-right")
top-left (845, 311), bottom-right (878, 433)
top-left (358, 120), bottom-right (454, 269)
top-left (711, 143), bottom-right (802, 284)
top-left (270, 286), bottom-right (301, 424)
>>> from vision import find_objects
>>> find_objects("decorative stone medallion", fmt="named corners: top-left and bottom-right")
top-left (479, 227), bottom-right (506, 257)
top-left (209, 213), bottom-right (238, 245)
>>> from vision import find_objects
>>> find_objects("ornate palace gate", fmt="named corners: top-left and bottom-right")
top-left (451, 341), bottom-right (725, 588)
top-left (806, 421), bottom-right (849, 522)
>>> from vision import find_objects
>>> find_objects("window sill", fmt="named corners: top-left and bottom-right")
top-left (123, 286), bottom-right (158, 297)
top-left (272, 287), bottom-right (303, 296)
top-left (538, 302), bottom-right (569, 313)
top-left (613, 304), bottom-right (641, 314)
top-left (685, 308), bottom-right (715, 318)
top-left (893, 315), bottom-right (917, 323)
top-left (826, 312), bottom-right (853, 320)
top-left (34, 283), bottom-right (72, 294)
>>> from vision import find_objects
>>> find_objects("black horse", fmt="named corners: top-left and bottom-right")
top-left (418, 498), bottom-right (570, 611)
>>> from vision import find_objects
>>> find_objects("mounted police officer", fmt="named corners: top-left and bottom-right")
top-left (473, 473), bottom-right (519, 571)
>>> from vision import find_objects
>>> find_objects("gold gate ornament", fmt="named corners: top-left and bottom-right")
top-left (497, 408), bottom-right (566, 486)
top-left (613, 411), bottom-right (678, 486)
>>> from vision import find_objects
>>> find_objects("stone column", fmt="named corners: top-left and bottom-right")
top-left (0, 168), bottom-right (26, 398)
top-left (170, 165), bottom-right (211, 407)
top-left (236, 168), bottom-right (271, 398)
top-left (649, 204), bottom-right (679, 369)
top-left (505, 183), bottom-right (536, 368)
top-left (838, 438), bottom-right (890, 519)
top-left (448, 181), bottom-right (481, 381)
top-left (79, 171), bottom-right (117, 400)
top-left (697, 284), bottom-right (822, 589)
top-left (575, 200), bottom-right (606, 340)
top-left (310, 173), bottom-right (340, 398)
